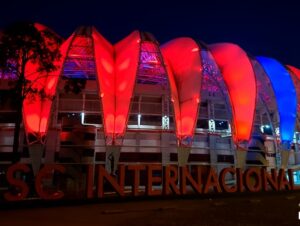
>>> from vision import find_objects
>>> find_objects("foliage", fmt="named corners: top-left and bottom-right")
top-left (0, 21), bottom-right (62, 161)
top-left (0, 21), bottom-right (62, 99)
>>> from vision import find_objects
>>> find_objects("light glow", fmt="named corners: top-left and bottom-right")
top-left (161, 38), bottom-right (202, 143)
top-left (209, 43), bottom-right (257, 143)
top-left (257, 57), bottom-right (297, 144)
top-left (94, 30), bottom-right (140, 143)
top-left (22, 24), bottom-right (72, 144)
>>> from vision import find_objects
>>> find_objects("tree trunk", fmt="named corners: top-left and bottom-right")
top-left (12, 58), bottom-right (26, 163)
top-left (12, 97), bottom-right (23, 163)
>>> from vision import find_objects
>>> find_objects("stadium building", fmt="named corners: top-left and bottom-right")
top-left (1, 24), bottom-right (300, 192)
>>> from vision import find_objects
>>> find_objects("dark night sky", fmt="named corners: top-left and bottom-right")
top-left (0, 0), bottom-right (299, 67)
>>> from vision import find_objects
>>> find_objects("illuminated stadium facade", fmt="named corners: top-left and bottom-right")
top-left (1, 23), bottom-right (300, 189)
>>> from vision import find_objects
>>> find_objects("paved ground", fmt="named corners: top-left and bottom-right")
top-left (1, 192), bottom-right (300, 226)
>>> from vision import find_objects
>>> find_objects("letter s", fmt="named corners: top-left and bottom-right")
top-left (4, 164), bottom-right (30, 201)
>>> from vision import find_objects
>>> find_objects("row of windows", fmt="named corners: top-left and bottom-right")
top-left (56, 112), bottom-right (230, 132)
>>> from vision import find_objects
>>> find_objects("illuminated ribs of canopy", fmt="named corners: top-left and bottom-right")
top-left (256, 57), bottom-right (297, 144)
top-left (200, 45), bottom-right (232, 109)
top-left (161, 38), bottom-right (202, 144)
top-left (94, 31), bottom-right (140, 144)
top-left (209, 43), bottom-right (256, 143)
top-left (62, 27), bottom-right (97, 79)
top-left (23, 24), bottom-right (71, 144)
top-left (286, 65), bottom-right (300, 116)
top-left (61, 30), bottom-right (164, 145)
top-left (137, 34), bottom-right (168, 85)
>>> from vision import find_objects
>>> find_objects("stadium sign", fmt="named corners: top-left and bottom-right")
top-left (2, 163), bottom-right (299, 201)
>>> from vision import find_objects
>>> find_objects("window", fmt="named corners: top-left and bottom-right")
top-left (0, 90), bottom-right (16, 111)
top-left (83, 114), bottom-right (102, 125)
top-left (261, 125), bottom-right (273, 135)
top-left (0, 112), bottom-right (17, 123)
top-left (58, 93), bottom-right (83, 112)
top-left (58, 113), bottom-right (81, 126)
top-left (128, 114), bottom-right (138, 126)
top-left (140, 115), bottom-right (162, 126)
top-left (197, 119), bottom-right (208, 129)
top-left (215, 120), bottom-right (229, 131)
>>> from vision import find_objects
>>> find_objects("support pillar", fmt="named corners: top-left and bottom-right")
top-left (177, 146), bottom-right (191, 167)
top-left (161, 133), bottom-right (170, 166)
top-left (280, 142), bottom-right (290, 169)
top-left (29, 143), bottom-right (44, 176)
top-left (236, 143), bottom-right (247, 169)
top-left (105, 145), bottom-right (121, 175)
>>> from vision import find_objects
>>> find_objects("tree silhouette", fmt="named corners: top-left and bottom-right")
top-left (0, 22), bottom-right (62, 162)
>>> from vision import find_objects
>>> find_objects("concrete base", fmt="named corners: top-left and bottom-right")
top-left (280, 142), bottom-right (290, 169)
top-left (29, 144), bottom-right (44, 176)
top-left (236, 148), bottom-right (247, 169)
top-left (177, 146), bottom-right (191, 167)
top-left (295, 152), bottom-right (300, 164)
top-left (105, 146), bottom-right (121, 175)
top-left (280, 150), bottom-right (290, 169)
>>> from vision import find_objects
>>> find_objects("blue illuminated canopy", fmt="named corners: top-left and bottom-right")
top-left (256, 56), bottom-right (297, 145)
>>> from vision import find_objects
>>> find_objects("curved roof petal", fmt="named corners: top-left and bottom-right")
top-left (92, 29), bottom-right (115, 136)
top-left (23, 25), bottom-right (71, 144)
top-left (114, 31), bottom-right (141, 137)
top-left (94, 30), bottom-right (141, 143)
top-left (257, 57), bottom-right (297, 143)
top-left (209, 43), bottom-right (256, 143)
top-left (161, 38), bottom-right (202, 143)
top-left (286, 65), bottom-right (300, 123)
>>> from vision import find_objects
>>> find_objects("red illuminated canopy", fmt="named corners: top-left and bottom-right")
top-left (114, 31), bottom-right (141, 137)
top-left (23, 24), bottom-right (71, 144)
top-left (161, 38), bottom-right (202, 144)
top-left (286, 65), bottom-right (300, 119)
top-left (94, 30), bottom-right (141, 144)
top-left (21, 26), bottom-right (259, 147)
top-left (92, 29), bottom-right (115, 138)
top-left (209, 43), bottom-right (257, 143)
top-left (286, 65), bottom-right (300, 80)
